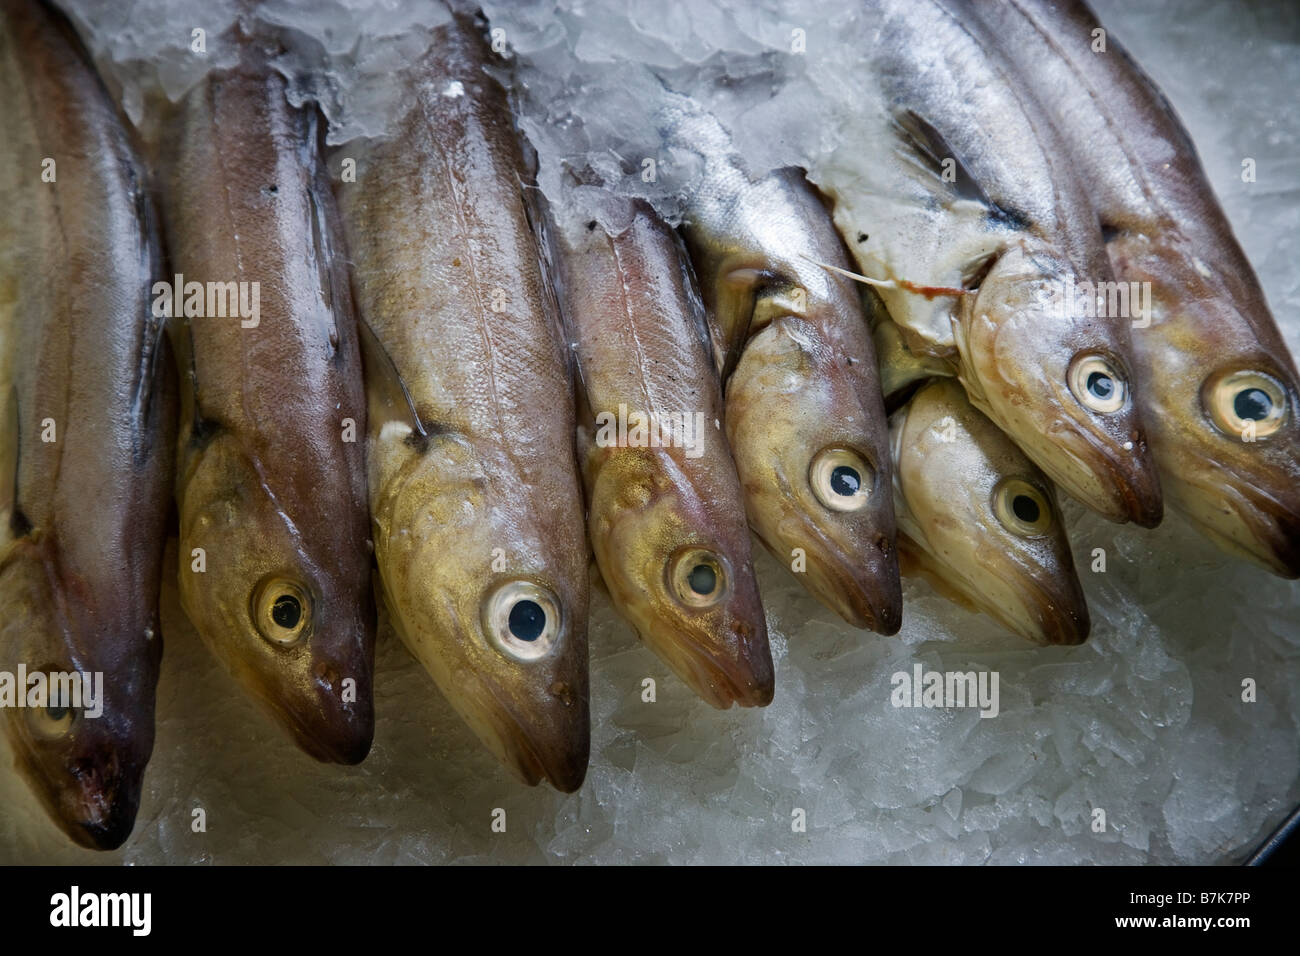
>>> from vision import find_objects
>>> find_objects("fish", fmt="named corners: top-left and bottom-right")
top-left (335, 17), bottom-right (590, 791)
top-left (549, 188), bottom-right (773, 708)
top-left (963, 0), bottom-right (1300, 578)
top-left (673, 107), bottom-right (903, 634)
top-left (886, 367), bottom-right (1090, 646)
top-left (155, 34), bottom-right (375, 763)
top-left (819, 0), bottom-right (1164, 528)
top-left (0, 0), bottom-right (173, 849)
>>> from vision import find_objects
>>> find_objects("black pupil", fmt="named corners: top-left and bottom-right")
top-left (1086, 371), bottom-right (1114, 400)
top-left (47, 706), bottom-right (68, 721)
top-left (508, 599), bottom-right (546, 642)
top-left (1234, 387), bottom-right (1273, 422)
top-left (830, 465), bottom-right (861, 497)
top-left (271, 595), bottom-right (302, 630)
top-left (688, 563), bottom-right (717, 595)
top-left (1012, 494), bottom-right (1041, 524)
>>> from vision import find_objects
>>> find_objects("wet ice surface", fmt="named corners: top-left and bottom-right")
top-left (1, 0), bottom-right (1297, 864)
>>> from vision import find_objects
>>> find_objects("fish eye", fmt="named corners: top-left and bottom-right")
top-left (1203, 369), bottom-right (1289, 439)
top-left (809, 447), bottom-right (875, 512)
top-left (483, 580), bottom-right (561, 661)
top-left (1068, 354), bottom-right (1127, 414)
top-left (993, 478), bottom-right (1054, 537)
top-left (252, 576), bottom-right (313, 647)
top-left (667, 548), bottom-right (731, 609)
top-left (27, 703), bottom-right (77, 740)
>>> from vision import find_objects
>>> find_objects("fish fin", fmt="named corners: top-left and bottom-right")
top-left (358, 320), bottom-right (426, 442)
top-left (892, 110), bottom-right (992, 208)
top-left (874, 318), bottom-right (955, 405)
top-left (712, 266), bottom-right (769, 381)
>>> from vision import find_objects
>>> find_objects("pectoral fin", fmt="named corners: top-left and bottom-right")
top-left (358, 319), bottom-right (425, 444)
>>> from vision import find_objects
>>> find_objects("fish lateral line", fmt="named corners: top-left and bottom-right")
top-left (798, 255), bottom-right (967, 299)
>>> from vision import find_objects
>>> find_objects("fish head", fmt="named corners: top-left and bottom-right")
top-left (891, 379), bottom-right (1090, 645)
top-left (1111, 239), bottom-right (1300, 576)
top-left (0, 541), bottom-right (161, 850)
top-left (586, 443), bottom-right (773, 708)
top-left (374, 434), bottom-right (590, 791)
top-left (175, 434), bottom-right (375, 764)
top-left (955, 241), bottom-right (1163, 527)
top-left (725, 315), bottom-right (902, 633)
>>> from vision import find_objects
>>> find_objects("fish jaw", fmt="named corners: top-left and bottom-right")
top-left (955, 242), bottom-right (1163, 527)
top-left (373, 437), bottom-right (591, 792)
top-left (726, 317), bottom-right (902, 634)
top-left (586, 445), bottom-right (774, 709)
top-left (891, 379), bottom-right (1090, 646)
top-left (0, 549), bottom-right (161, 850)
top-left (175, 441), bottom-right (376, 764)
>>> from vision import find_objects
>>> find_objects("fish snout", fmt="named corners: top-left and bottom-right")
top-left (1049, 421), bottom-right (1164, 527)
top-left (64, 752), bottom-right (141, 851)
top-left (492, 700), bottom-right (590, 793)
top-left (660, 616), bottom-right (776, 709)
top-left (787, 525), bottom-right (902, 635)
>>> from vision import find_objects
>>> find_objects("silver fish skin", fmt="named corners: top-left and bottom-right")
top-left (157, 36), bottom-right (375, 764)
top-left (0, 0), bottom-right (172, 849)
top-left (963, 0), bottom-right (1300, 578)
top-left (550, 188), bottom-right (773, 708)
top-left (822, 0), bottom-right (1164, 528)
top-left (890, 376), bottom-right (1090, 646)
top-left (674, 108), bottom-right (902, 635)
top-left (336, 18), bottom-right (590, 791)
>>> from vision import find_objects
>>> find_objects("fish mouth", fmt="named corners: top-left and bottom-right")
top-left (769, 518), bottom-right (902, 634)
top-left (256, 680), bottom-right (374, 765)
top-left (990, 562), bottom-right (1091, 646)
top-left (643, 625), bottom-right (775, 709)
top-left (465, 681), bottom-right (590, 793)
top-left (1174, 471), bottom-right (1300, 579)
top-left (18, 748), bottom-right (144, 851)
top-left (1045, 422), bottom-right (1163, 528)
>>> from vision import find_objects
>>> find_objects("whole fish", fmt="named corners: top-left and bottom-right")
top-left (964, 0), bottom-right (1300, 578)
top-left (0, 0), bottom-right (172, 849)
top-left (336, 18), bottom-right (590, 791)
top-left (550, 188), bottom-right (773, 708)
top-left (889, 375), bottom-right (1090, 646)
top-left (157, 37), bottom-right (375, 763)
top-left (675, 108), bottom-right (902, 634)
top-left (820, 0), bottom-right (1163, 527)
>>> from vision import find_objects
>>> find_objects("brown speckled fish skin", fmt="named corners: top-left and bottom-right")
top-left (890, 378), bottom-right (1090, 646)
top-left (157, 40), bottom-right (375, 763)
top-left (828, 0), bottom-right (1163, 528)
top-left (679, 126), bottom-right (902, 635)
top-left (551, 191), bottom-right (773, 708)
top-left (0, 0), bottom-right (172, 849)
top-left (337, 19), bottom-right (590, 791)
top-left (966, 0), bottom-right (1300, 577)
